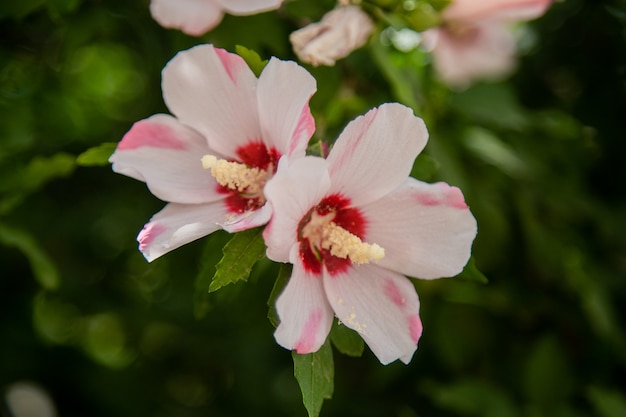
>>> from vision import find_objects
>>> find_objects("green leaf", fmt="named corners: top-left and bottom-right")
top-left (293, 339), bottom-right (334, 417)
top-left (209, 227), bottom-right (266, 293)
top-left (76, 142), bottom-right (117, 167)
top-left (0, 223), bottom-right (60, 290)
top-left (587, 386), bottom-right (626, 417)
top-left (456, 257), bottom-right (488, 284)
top-left (329, 319), bottom-right (364, 357)
top-left (267, 263), bottom-right (292, 328)
top-left (449, 83), bottom-right (530, 130)
top-left (369, 38), bottom-right (422, 113)
top-left (235, 45), bottom-right (268, 77)
top-left (461, 127), bottom-right (530, 178)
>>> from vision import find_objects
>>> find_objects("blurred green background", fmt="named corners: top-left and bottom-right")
top-left (1, 0), bottom-right (625, 416)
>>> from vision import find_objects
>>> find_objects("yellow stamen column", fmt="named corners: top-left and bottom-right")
top-left (321, 222), bottom-right (384, 264)
top-left (201, 155), bottom-right (268, 194)
top-left (301, 210), bottom-right (385, 265)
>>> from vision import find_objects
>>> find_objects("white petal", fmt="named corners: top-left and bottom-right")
top-left (221, 202), bottom-right (273, 233)
top-left (162, 44), bottom-right (261, 159)
top-left (138, 202), bottom-right (228, 262)
top-left (443, 0), bottom-right (552, 22)
top-left (263, 156), bottom-right (331, 263)
top-left (427, 22), bottom-right (516, 88)
top-left (362, 178), bottom-right (477, 279)
top-left (150, 0), bottom-right (223, 36)
top-left (326, 103), bottom-right (428, 206)
top-left (257, 57), bottom-right (316, 158)
top-left (274, 258), bottom-right (334, 354)
top-left (323, 264), bottom-right (422, 365)
top-left (220, 0), bottom-right (282, 15)
top-left (110, 114), bottom-right (222, 204)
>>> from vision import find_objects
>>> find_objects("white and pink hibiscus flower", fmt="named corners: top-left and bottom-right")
top-left (109, 44), bottom-right (316, 262)
top-left (263, 103), bottom-right (477, 364)
top-left (422, 0), bottom-right (552, 88)
top-left (150, 0), bottom-right (283, 36)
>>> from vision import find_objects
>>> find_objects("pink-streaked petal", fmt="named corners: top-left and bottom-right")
top-left (162, 44), bottom-right (260, 159)
top-left (256, 57), bottom-right (317, 158)
top-left (138, 202), bottom-right (228, 262)
top-left (362, 178), bottom-right (477, 279)
top-left (274, 258), bottom-right (334, 354)
top-left (443, 0), bottom-right (552, 22)
top-left (326, 103), bottom-right (428, 206)
top-left (425, 22), bottom-right (516, 88)
top-left (323, 264), bottom-right (421, 365)
top-left (150, 0), bottom-right (224, 36)
top-left (263, 156), bottom-right (331, 263)
top-left (110, 114), bottom-right (223, 204)
top-left (221, 202), bottom-right (273, 233)
top-left (220, 0), bottom-right (282, 15)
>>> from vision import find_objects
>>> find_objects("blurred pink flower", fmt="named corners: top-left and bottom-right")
top-left (110, 44), bottom-right (316, 261)
top-left (290, 6), bottom-right (374, 66)
top-left (150, 0), bottom-right (283, 36)
top-left (423, 0), bottom-right (552, 88)
top-left (263, 103), bottom-right (477, 364)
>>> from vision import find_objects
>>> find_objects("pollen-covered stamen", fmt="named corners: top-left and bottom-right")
top-left (201, 154), bottom-right (269, 194)
top-left (301, 210), bottom-right (384, 265)
top-left (321, 222), bottom-right (384, 264)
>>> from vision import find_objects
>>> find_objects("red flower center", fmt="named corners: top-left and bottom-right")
top-left (218, 141), bottom-right (280, 214)
top-left (297, 193), bottom-right (367, 276)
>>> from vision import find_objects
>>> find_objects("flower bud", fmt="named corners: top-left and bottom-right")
top-left (403, 1), bottom-right (441, 32)
top-left (290, 6), bottom-right (375, 66)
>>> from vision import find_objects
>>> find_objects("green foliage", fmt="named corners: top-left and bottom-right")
top-left (411, 152), bottom-right (440, 181)
top-left (421, 379), bottom-right (519, 417)
top-left (208, 227), bottom-right (266, 293)
top-left (0, 153), bottom-right (75, 214)
top-left (329, 320), bottom-right (364, 357)
top-left (587, 386), bottom-right (626, 417)
top-left (0, 223), bottom-right (60, 290)
top-left (194, 230), bottom-right (231, 318)
top-left (455, 257), bottom-right (488, 284)
top-left (76, 142), bottom-right (117, 167)
top-left (267, 263), bottom-right (292, 328)
top-left (235, 45), bottom-right (268, 77)
top-left (522, 335), bottom-right (573, 405)
top-left (0, 0), bottom-right (45, 19)
top-left (1, 1), bottom-right (625, 417)
top-left (403, 2), bottom-right (441, 32)
top-left (293, 340), bottom-right (334, 417)
top-left (449, 83), bottom-right (530, 130)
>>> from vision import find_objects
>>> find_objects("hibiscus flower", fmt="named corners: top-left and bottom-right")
top-left (422, 0), bottom-right (552, 88)
top-left (263, 103), bottom-right (477, 364)
top-left (109, 44), bottom-right (316, 261)
top-left (150, 0), bottom-right (283, 36)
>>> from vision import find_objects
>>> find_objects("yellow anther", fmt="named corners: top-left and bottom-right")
top-left (201, 154), bottom-right (268, 193)
top-left (321, 222), bottom-right (384, 264)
